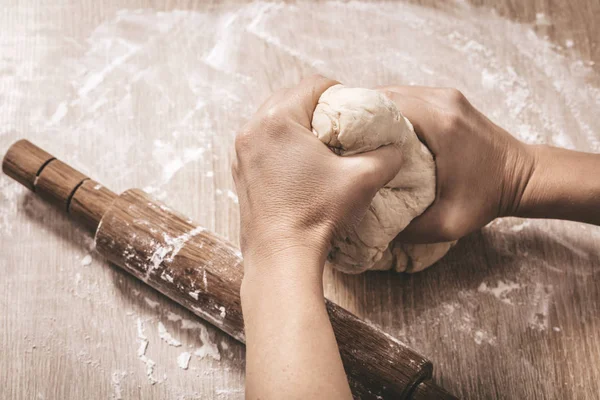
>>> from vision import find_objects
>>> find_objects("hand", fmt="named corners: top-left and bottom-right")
top-left (379, 86), bottom-right (536, 243)
top-left (232, 75), bottom-right (404, 268)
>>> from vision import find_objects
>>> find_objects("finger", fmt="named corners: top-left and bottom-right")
top-left (393, 204), bottom-right (451, 244)
top-left (380, 91), bottom-right (440, 153)
top-left (378, 85), bottom-right (448, 106)
top-left (284, 74), bottom-right (340, 128)
top-left (345, 142), bottom-right (404, 193)
top-left (382, 85), bottom-right (474, 116)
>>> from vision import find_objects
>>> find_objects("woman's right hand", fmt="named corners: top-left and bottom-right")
top-left (378, 86), bottom-right (536, 243)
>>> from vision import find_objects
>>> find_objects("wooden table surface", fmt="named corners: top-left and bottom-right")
top-left (1, 1), bottom-right (599, 399)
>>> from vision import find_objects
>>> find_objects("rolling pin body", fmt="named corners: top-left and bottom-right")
top-left (3, 140), bottom-right (457, 400)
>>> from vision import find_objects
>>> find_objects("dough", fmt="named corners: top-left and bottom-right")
top-left (311, 84), bottom-right (455, 273)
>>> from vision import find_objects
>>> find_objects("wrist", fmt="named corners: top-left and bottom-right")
top-left (241, 224), bottom-right (331, 267)
top-left (511, 144), bottom-right (546, 218)
top-left (240, 247), bottom-right (326, 303)
top-left (500, 140), bottom-right (539, 218)
top-left (241, 243), bottom-right (326, 282)
top-left (511, 144), bottom-right (600, 223)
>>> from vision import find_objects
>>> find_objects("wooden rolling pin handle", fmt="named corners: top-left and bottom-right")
top-left (2, 139), bottom-right (117, 231)
top-left (2, 140), bottom-right (457, 400)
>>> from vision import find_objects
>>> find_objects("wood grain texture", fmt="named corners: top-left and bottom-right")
top-left (94, 188), bottom-right (444, 399)
top-left (2, 139), bottom-right (55, 191)
top-left (69, 179), bottom-right (118, 232)
top-left (0, 0), bottom-right (599, 399)
top-left (5, 137), bottom-right (452, 398)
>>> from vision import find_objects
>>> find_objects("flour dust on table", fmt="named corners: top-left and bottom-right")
top-left (1, 0), bottom-right (600, 399)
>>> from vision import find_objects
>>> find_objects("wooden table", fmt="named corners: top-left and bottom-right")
top-left (1, 1), bottom-right (599, 399)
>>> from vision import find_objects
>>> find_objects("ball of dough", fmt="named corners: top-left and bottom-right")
top-left (311, 84), bottom-right (455, 273)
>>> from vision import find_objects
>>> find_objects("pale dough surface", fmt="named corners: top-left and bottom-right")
top-left (312, 84), bottom-right (455, 273)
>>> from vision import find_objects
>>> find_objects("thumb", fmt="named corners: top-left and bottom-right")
top-left (346, 143), bottom-right (404, 193)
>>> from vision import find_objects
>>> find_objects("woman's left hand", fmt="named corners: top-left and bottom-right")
top-left (233, 75), bottom-right (403, 400)
top-left (232, 75), bottom-right (404, 271)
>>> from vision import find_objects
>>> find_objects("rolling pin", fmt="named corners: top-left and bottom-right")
top-left (3, 139), bottom-right (456, 400)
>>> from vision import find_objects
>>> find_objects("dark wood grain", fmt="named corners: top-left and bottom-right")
top-left (35, 160), bottom-right (88, 211)
top-left (94, 188), bottom-right (441, 399)
top-left (69, 179), bottom-right (118, 232)
top-left (2, 139), bottom-right (54, 191)
top-left (4, 140), bottom-right (454, 399)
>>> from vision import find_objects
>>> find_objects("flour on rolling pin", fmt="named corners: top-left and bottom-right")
top-left (94, 189), bottom-right (246, 342)
top-left (4, 137), bottom-right (456, 398)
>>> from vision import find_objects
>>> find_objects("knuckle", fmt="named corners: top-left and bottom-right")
top-left (260, 106), bottom-right (287, 133)
top-left (271, 88), bottom-right (289, 100)
top-left (263, 104), bottom-right (282, 121)
top-left (436, 212), bottom-right (461, 242)
top-left (440, 111), bottom-right (462, 134)
top-left (379, 89), bottom-right (397, 101)
top-left (441, 87), bottom-right (467, 105)
top-left (435, 222), bottom-right (455, 242)
top-left (234, 127), bottom-right (253, 154)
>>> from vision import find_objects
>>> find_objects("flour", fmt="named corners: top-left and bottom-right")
top-left (144, 297), bottom-right (160, 309)
top-left (144, 226), bottom-right (205, 281)
top-left (193, 323), bottom-right (221, 361)
top-left (80, 254), bottom-right (93, 266)
top-left (164, 314), bottom-right (221, 360)
top-left (535, 13), bottom-right (552, 27)
top-left (226, 190), bottom-right (239, 204)
top-left (1, 0), bottom-right (600, 396)
top-left (157, 321), bottom-right (182, 347)
top-left (111, 371), bottom-right (127, 400)
top-left (2, 0), bottom-right (599, 231)
top-left (528, 283), bottom-right (554, 331)
top-left (48, 102), bottom-right (68, 125)
top-left (135, 318), bottom-right (158, 384)
top-left (478, 280), bottom-right (523, 305)
top-left (177, 352), bottom-right (192, 370)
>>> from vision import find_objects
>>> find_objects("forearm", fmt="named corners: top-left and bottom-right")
top-left (515, 144), bottom-right (600, 224)
top-left (241, 250), bottom-right (352, 400)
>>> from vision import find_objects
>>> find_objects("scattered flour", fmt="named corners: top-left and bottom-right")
top-left (145, 227), bottom-right (206, 281)
top-left (136, 318), bottom-right (158, 384)
top-left (48, 102), bottom-right (68, 125)
top-left (478, 280), bottom-right (522, 305)
top-left (2, 0), bottom-right (600, 395)
top-left (167, 311), bottom-right (183, 322)
top-left (181, 319), bottom-right (204, 330)
top-left (226, 190), bottom-right (238, 204)
top-left (177, 352), bottom-right (192, 370)
top-left (535, 12), bottom-right (552, 27)
top-left (510, 220), bottom-right (531, 232)
top-left (157, 321), bottom-right (182, 347)
top-left (528, 283), bottom-right (554, 331)
top-left (194, 325), bottom-right (221, 361)
top-left (143, 297), bottom-right (160, 309)
top-left (111, 371), bottom-right (127, 400)
top-left (80, 254), bottom-right (92, 266)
